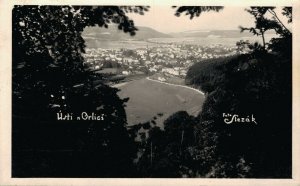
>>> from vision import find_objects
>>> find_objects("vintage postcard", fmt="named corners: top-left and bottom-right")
top-left (0, 0), bottom-right (299, 185)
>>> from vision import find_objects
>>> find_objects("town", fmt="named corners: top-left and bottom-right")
top-left (83, 43), bottom-right (237, 85)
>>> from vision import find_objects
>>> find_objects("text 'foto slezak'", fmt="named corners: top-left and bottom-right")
top-left (223, 113), bottom-right (258, 125)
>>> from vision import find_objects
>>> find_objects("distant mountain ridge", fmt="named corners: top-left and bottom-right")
top-left (82, 26), bottom-right (277, 48)
top-left (83, 26), bottom-right (276, 41)
top-left (171, 29), bottom-right (277, 38)
top-left (170, 30), bottom-right (255, 38)
top-left (83, 25), bottom-right (172, 41)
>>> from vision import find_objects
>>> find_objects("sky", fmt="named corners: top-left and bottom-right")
top-left (127, 6), bottom-right (289, 33)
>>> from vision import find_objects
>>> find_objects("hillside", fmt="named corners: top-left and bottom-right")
top-left (83, 25), bottom-right (172, 41)
top-left (170, 30), bottom-right (272, 38)
top-left (185, 56), bottom-right (235, 93)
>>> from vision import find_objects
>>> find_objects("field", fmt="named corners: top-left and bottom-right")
top-left (150, 73), bottom-right (185, 85)
top-left (85, 35), bottom-right (276, 49)
top-left (117, 78), bottom-right (205, 127)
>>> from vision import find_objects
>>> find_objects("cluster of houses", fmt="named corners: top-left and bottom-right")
top-left (83, 44), bottom-right (237, 78)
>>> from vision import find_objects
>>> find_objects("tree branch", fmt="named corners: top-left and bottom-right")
top-left (267, 9), bottom-right (291, 34)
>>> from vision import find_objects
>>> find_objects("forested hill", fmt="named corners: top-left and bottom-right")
top-left (185, 56), bottom-right (235, 93)
top-left (184, 50), bottom-right (292, 177)
top-left (83, 25), bottom-right (172, 41)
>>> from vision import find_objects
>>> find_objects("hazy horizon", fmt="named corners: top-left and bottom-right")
top-left (127, 6), bottom-right (290, 34)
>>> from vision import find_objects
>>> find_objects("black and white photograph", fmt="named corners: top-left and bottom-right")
top-left (0, 0), bottom-right (300, 185)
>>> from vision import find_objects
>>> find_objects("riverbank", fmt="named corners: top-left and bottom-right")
top-left (146, 77), bottom-right (205, 96)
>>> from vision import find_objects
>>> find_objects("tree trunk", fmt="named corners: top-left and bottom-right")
top-left (180, 130), bottom-right (184, 155)
top-left (150, 142), bottom-right (153, 166)
top-left (261, 30), bottom-right (266, 49)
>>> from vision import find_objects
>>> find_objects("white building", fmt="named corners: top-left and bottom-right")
top-left (122, 71), bottom-right (130, 75)
top-left (158, 77), bottom-right (166, 82)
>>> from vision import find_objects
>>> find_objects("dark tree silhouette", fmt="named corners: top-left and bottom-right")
top-left (173, 6), bottom-right (224, 19)
top-left (136, 111), bottom-right (197, 177)
top-left (12, 5), bottom-right (148, 177)
top-left (183, 6), bottom-right (292, 178)
top-left (239, 7), bottom-right (291, 49)
top-left (12, 5), bottom-right (293, 178)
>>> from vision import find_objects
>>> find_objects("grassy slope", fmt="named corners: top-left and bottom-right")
top-left (117, 78), bottom-right (205, 127)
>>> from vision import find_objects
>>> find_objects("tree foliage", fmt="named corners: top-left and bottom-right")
top-left (173, 6), bottom-right (224, 19)
top-left (12, 5), bottom-right (148, 177)
top-left (135, 111), bottom-right (198, 177)
top-left (239, 7), bottom-right (291, 49)
top-left (184, 6), bottom-right (292, 178)
top-left (12, 5), bottom-right (292, 178)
